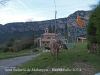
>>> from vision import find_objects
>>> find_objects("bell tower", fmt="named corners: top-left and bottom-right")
top-left (45, 28), bottom-right (48, 33)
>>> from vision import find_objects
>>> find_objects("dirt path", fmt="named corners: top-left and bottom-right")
top-left (0, 52), bottom-right (43, 75)
top-left (73, 62), bottom-right (96, 75)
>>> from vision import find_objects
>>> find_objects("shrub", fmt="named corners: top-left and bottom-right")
top-left (3, 47), bottom-right (9, 52)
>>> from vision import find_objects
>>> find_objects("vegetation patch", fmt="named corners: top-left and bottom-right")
top-left (9, 42), bottom-right (100, 75)
top-left (0, 47), bottom-right (44, 60)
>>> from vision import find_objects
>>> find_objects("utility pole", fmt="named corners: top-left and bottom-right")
top-left (54, 0), bottom-right (57, 39)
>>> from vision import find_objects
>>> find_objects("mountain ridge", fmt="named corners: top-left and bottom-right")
top-left (0, 10), bottom-right (91, 44)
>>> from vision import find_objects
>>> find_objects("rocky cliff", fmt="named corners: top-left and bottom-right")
top-left (0, 10), bottom-right (91, 44)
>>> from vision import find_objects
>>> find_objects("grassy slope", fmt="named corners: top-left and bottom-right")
top-left (0, 47), bottom-right (44, 60)
top-left (9, 42), bottom-right (100, 75)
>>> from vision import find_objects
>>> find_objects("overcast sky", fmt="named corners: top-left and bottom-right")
top-left (0, 0), bottom-right (98, 24)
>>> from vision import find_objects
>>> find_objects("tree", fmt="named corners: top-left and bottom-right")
top-left (48, 25), bottom-right (52, 33)
top-left (6, 37), bottom-right (15, 47)
top-left (90, 0), bottom-right (100, 10)
top-left (0, 0), bottom-right (10, 6)
top-left (64, 24), bottom-right (68, 39)
top-left (52, 25), bottom-right (55, 33)
top-left (31, 34), bottom-right (34, 48)
top-left (87, 4), bottom-right (100, 53)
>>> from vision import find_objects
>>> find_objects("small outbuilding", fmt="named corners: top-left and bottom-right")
top-left (76, 37), bottom-right (86, 42)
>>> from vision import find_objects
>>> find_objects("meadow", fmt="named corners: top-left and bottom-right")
top-left (9, 42), bottom-right (100, 75)
top-left (0, 47), bottom-right (44, 60)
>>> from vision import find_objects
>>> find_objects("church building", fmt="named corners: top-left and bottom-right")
top-left (39, 28), bottom-right (56, 47)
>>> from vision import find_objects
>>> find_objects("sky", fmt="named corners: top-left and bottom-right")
top-left (0, 0), bottom-right (98, 25)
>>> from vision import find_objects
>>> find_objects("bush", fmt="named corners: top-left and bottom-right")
top-left (0, 44), bottom-right (9, 52)
top-left (21, 43), bottom-right (31, 50)
top-left (12, 37), bottom-right (32, 52)
top-left (3, 47), bottom-right (9, 52)
top-left (86, 42), bottom-right (89, 50)
top-left (97, 44), bottom-right (100, 54)
top-left (0, 47), bottom-right (2, 53)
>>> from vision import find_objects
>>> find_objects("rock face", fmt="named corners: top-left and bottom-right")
top-left (0, 10), bottom-right (91, 44)
top-left (67, 10), bottom-right (90, 38)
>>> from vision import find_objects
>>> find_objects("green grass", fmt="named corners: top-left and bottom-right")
top-left (0, 47), bottom-right (44, 60)
top-left (9, 42), bottom-right (100, 75)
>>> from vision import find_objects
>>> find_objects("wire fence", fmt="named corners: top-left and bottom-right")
top-left (57, 30), bottom-right (76, 50)
top-left (67, 32), bottom-right (76, 49)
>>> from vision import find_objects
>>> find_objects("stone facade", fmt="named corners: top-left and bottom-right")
top-left (39, 28), bottom-right (56, 47)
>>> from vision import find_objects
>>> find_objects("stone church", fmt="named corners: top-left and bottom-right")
top-left (39, 28), bottom-right (56, 47)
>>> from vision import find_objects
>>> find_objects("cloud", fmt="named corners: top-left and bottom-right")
top-left (25, 17), bottom-right (33, 22)
top-left (0, 0), bottom-right (97, 24)
top-left (0, 13), bottom-right (32, 24)
top-left (17, 0), bottom-right (32, 14)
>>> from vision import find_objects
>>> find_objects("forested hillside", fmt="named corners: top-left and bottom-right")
top-left (0, 10), bottom-right (91, 44)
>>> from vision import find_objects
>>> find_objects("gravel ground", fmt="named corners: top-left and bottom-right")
top-left (0, 52), bottom-right (43, 75)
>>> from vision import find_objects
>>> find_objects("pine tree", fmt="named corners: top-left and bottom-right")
top-left (52, 25), bottom-right (55, 33)
top-left (31, 34), bottom-right (34, 48)
top-left (48, 25), bottom-right (52, 33)
top-left (64, 24), bottom-right (68, 39)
